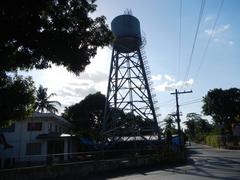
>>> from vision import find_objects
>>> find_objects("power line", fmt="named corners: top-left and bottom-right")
top-left (158, 98), bottom-right (175, 107)
top-left (177, 0), bottom-right (182, 81)
top-left (181, 97), bottom-right (202, 104)
top-left (193, 0), bottom-right (224, 84)
top-left (184, 0), bottom-right (206, 81)
top-left (181, 100), bottom-right (202, 106)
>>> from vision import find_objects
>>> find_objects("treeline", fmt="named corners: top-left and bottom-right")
top-left (62, 92), bottom-right (157, 140)
top-left (184, 88), bottom-right (240, 148)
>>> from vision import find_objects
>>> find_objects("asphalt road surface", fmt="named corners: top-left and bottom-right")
top-left (86, 143), bottom-right (240, 180)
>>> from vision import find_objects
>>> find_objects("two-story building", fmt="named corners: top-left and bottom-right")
top-left (0, 112), bottom-right (77, 168)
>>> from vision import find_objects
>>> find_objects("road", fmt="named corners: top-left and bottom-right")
top-left (86, 143), bottom-right (240, 180)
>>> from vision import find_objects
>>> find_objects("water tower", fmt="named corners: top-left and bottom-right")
top-left (102, 11), bottom-right (161, 148)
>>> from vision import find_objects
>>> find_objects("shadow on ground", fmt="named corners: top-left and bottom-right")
top-left (84, 145), bottom-right (240, 180)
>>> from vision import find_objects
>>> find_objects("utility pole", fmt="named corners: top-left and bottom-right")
top-left (171, 89), bottom-right (192, 150)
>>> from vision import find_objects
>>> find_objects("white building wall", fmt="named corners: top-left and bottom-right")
top-left (0, 112), bottom-right (72, 165)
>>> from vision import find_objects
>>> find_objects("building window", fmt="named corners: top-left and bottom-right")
top-left (26, 143), bottom-right (42, 155)
top-left (27, 122), bottom-right (42, 131)
top-left (0, 123), bottom-right (15, 133)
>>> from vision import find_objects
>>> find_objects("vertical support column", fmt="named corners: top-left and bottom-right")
top-left (171, 89), bottom-right (192, 150)
top-left (137, 49), bottom-right (161, 142)
top-left (42, 141), bottom-right (48, 162)
top-left (103, 49), bottom-right (115, 132)
top-left (114, 52), bottom-right (119, 109)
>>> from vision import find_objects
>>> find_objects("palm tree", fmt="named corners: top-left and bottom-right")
top-left (164, 116), bottom-right (175, 132)
top-left (34, 85), bottom-right (61, 114)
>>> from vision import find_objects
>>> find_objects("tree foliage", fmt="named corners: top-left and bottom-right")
top-left (0, 0), bottom-right (113, 124)
top-left (163, 116), bottom-right (177, 133)
top-left (0, 74), bottom-right (35, 125)
top-left (0, 0), bottom-right (113, 74)
top-left (63, 92), bottom-right (158, 138)
top-left (202, 88), bottom-right (240, 134)
top-left (34, 85), bottom-right (61, 113)
top-left (117, 112), bottom-right (157, 136)
top-left (63, 92), bottom-right (106, 138)
top-left (184, 113), bottom-right (213, 142)
top-left (163, 116), bottom-right (177, 143)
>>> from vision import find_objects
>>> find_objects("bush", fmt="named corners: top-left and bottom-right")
top-left (205, 135), bottom-right (220, 148)
top-left (194, 133), bottom-right (206, 143)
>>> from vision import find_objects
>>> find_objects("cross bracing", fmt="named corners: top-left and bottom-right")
top-left (102, 47), bottom-right (161, 147)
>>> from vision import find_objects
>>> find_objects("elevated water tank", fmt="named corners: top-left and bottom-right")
top-left (111, 14), bottom-right (142, 53)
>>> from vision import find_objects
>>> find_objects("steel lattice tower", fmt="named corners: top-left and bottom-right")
top-left (102, 13), bottom-right (161, 147)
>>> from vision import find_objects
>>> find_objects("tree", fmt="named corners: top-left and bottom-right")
top-left (63, 92), bottom-right (105, 138)
top-left (0, 74), bottom-right (35, 126)
top-left (0, 0), bottom-right (113, 124)
top-left (164, 116), bottom-right (176, 133)
top-left (0, 0), bottom-right (113, 125)
top-left (35, 85), bottom-right (61, 113)
top-left (119, 112), bottom-right (156, 136)
top-left (163, 116), bottom-right (177, 144)
top-left (202, 88), bottom-right (240, 135)
top-left (184, 119), bottom-right (196, 140)
top-left (185, 113), bottom-right (213, 142)
top-left (0, 0), bottom-right (113, 74)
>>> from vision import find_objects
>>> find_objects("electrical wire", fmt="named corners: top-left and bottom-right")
top-left (180, 98), bottom-right (202, 106)
top-left (193, 0), bottom-right (224, 84)
top-left (181, 100), bottom-right (202, 106)
top-left (184, 0), bottom-right (206, 81)
top-left (181, 97), bottom-right (202, 104)
top-left (177, 0), bottom-right (182, 81)
top-left (158, 98), bottom-right (175, 107)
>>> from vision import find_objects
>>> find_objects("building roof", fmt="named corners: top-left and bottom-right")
top-left (36, 132), bottom-right (75, 140)
top-left (31, 112), bottom-right (71, 126)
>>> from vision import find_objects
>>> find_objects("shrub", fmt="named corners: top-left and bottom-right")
top-left (205, 135), bottom-right (220, 148)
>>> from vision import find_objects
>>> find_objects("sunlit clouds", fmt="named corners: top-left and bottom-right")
top-left (57, 71), bottom-right (108, 107)
top-left (204, 24), bottom-right (230, 36)
top-left (204, 23), bottom-right (234, 46)
top-left (18, 48), bottom-right (111, 113)
top-left (164, 74), bottom-right (175, 82)
top-left (151, 74), bottom-right (162, 81)
top-left (152, 74), bottom-right (194, 92)
top-left (204, 15), bottom-right (214, 23)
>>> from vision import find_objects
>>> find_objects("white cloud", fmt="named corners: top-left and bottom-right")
top-left (164, 74), bottom-right (175, 82)
top-left (205, 24), bottom-right (230, 36)
top-left (78, 71), bottom-right (108, 83)
top-left (213, 38), bottom-right (222, 42)
top-left (228, 41), bottom-right (234, 46)
top-left (204, 16), bottom-right (214, 23)
top-left (56, 70), bottom-right (108, 109)
top-left (154, 79), bottom-right (194, 92)
top-left (151, 74), bottom-right (162, 81)
top-left (152, 74), bottom-right (174, 82)
top-left (213, 38), bottom-right (235, 46)
top-left (21, 61), bottom-right (110, 113)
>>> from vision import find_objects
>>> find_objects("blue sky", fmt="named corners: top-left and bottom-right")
top-left (20, 0), bottom-right (240, 127)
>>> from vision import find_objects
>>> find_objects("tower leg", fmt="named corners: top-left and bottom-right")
top-left (102, 48), bottom-right (161, 149)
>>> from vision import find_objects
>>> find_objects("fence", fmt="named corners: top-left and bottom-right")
top-left (0, 144), bottom-right (183, 169)
top-left (0, 146), bottom-right (186, 180)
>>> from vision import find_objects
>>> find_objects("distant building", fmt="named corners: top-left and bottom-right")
top-left (0, 112), bottom-right (77, 168)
